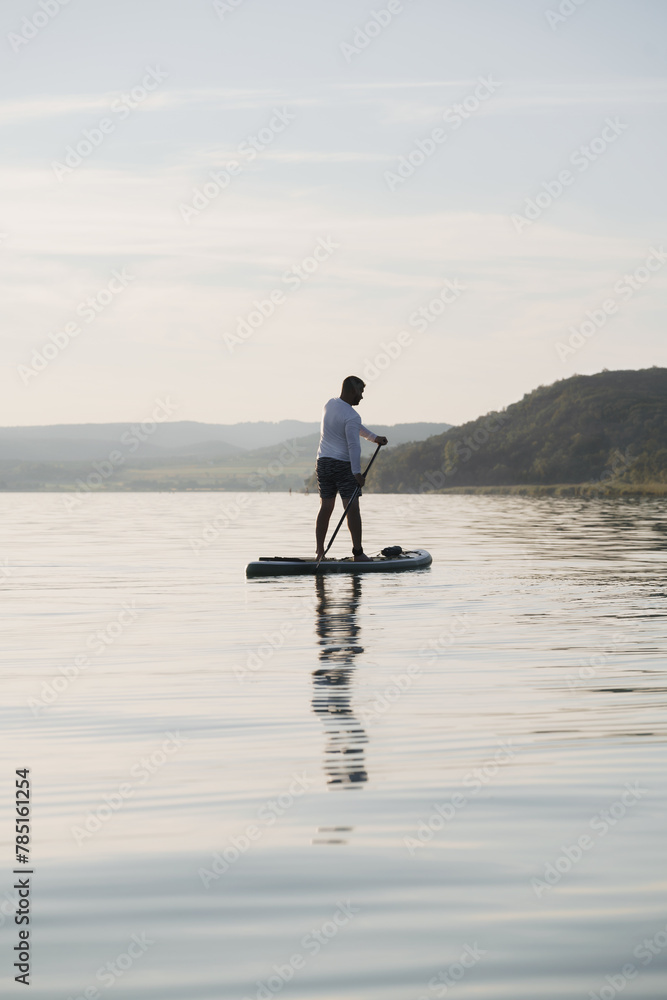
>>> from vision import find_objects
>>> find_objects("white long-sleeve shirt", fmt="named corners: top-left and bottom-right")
top-left (316, 397), bottom-right (378, 474)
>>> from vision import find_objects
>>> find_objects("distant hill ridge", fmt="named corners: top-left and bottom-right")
top-left (0, 420), bottom-right (452, 464)
top-left (0, 419), bottom-right (319, 460)
top-left (368, 368), bottom-right (667, 492)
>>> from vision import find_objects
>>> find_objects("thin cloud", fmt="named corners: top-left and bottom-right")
top-left (183, 148), bottom-right (395, 166)
top-left (6, 78), bottom-right (664, 130)
top-left (334, 80), bottom-right (476, 90)
top-left (337, 77), bottom-right (667, 112)
top-left (0, 87), bottom-right (319, 127)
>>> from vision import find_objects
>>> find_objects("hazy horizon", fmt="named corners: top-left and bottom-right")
top-left (0, 416), bottom-right (450, 431)
top-left (1, 362), bottom-right (660, 431)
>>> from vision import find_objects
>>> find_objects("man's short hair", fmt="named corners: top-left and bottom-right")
top-left (341, 375), bottom-right (365, 393)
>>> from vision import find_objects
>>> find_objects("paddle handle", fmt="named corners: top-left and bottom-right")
top-left (317, 442), bottom-right (382, 566)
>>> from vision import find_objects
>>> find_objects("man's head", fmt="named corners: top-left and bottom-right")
top-left (340, 375), bottom-right (365, 406)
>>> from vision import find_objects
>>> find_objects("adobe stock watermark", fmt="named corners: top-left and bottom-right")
top-left (586, 447), bottom-right (637, 495)
top-left (361, 279), bottom-right (467, 383)
top-left (0, 886), bottom-right (21, 930)
top-left (247, 439), bottom-right (305, 491)
top-left (555, 247), bottom-right (667, 361)
top-left (179, 107), bottom-right (295, 223)
top-left (416, 943), bottom-right (487, 999)
top-left (242, 900), bottom-right (360, 1000)
top-left (189, 495), bottom-right (254, 555)
top-left (27, 602), bottom-right (140, 716)
top-left (223, 236), bottom-right (339, 353)
top-left (8, 0), bottom-right (74, 54)
top-left (63, 933), bottom-right (154, 999)
top-left (390, 411), bottom-right (509, 510)
top-left (546, 0), bottom-right (590, 31)
top-left (361, 614), bottom-right (469, 724)
top-left (62, 397), bottom-right (178, 510)
top-left (17, 267), bottom-right (135, 385)
top-left (340, 0), bottom-right (414, 64)
top-left (71, 733), bottom-right (188, 846)
top-left (384, 77), bottom-right (501, 192)
top-left (52, 67), bottom-right (168, 180)
top-left (198, 772), bottom-right (313, 887)
top-left (233, 596), bottom-right (312, 683)
top-left (531, 782), bottom-right (649, 898)
top-left (566, 622), bottom-right (640, 692)
top-left (511, 117), bottom-right (629, 233)
top-left (587, 918), bottom-right (667, 1000)
top-left (213, 0), bottom-right (248, 19)
top-left (404, 739), bottom-right (517, 855)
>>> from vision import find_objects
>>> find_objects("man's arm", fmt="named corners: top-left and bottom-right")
top-left (360, 424), bottom-right (388, 447)
top-left (349, 423), bottom-right (389, 485)
top-left (345, 418), bottom-right (363, 475)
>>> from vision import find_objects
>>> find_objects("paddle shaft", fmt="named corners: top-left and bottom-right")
top-left (317, 442), bottom-right (382, 565)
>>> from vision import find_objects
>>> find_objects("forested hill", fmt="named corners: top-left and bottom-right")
top-left (368, 368), bottom-right (667, 493)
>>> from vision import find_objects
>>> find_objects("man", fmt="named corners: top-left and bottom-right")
top-left (315, 376), bottom-right (388, 562)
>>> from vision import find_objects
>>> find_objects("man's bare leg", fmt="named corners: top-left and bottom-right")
top-left (315, 497), bottom-right (336, 559)
top-left (344, 497), bottom-right (369, 559)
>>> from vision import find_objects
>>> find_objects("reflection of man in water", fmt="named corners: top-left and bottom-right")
top-left (312, 574), bottom-right (368, 787)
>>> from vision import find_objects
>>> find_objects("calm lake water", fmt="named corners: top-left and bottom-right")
top-left (2, 492), bottom-right (667, 1000)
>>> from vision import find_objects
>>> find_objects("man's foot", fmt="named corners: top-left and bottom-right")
top-left (353, 550), bottom-right (372, 562)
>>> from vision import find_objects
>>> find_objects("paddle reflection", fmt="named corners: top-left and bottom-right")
top-left (312, 574), bottom-right (368, 788)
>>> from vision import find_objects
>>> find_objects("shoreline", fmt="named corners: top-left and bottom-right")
top-left (1, 483), bottom-right (667, 497)
top-left (431, 483), bottom-right (667, 497)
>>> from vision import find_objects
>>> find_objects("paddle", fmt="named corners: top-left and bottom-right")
top-left (316, 442), bottom-right (382, 569)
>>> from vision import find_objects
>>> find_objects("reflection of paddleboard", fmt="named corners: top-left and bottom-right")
top-left (246, 548), bottom-right (432, 578)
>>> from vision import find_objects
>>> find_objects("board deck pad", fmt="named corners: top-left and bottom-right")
top-left (246, 548), bottom-right (432, 577)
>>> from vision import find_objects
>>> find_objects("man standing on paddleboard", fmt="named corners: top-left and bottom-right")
top-left (315, 376), bottom-right (388, 562)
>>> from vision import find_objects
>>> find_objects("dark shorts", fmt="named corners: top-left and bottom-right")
top-left (316, 457), bottom-right (361, 500)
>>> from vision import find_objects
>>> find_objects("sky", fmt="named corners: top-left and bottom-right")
top-left (1, 0), bottom-right (666, 428)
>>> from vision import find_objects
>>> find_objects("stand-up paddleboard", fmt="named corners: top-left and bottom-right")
top-left (246, 548), bottom-right (432, 578)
